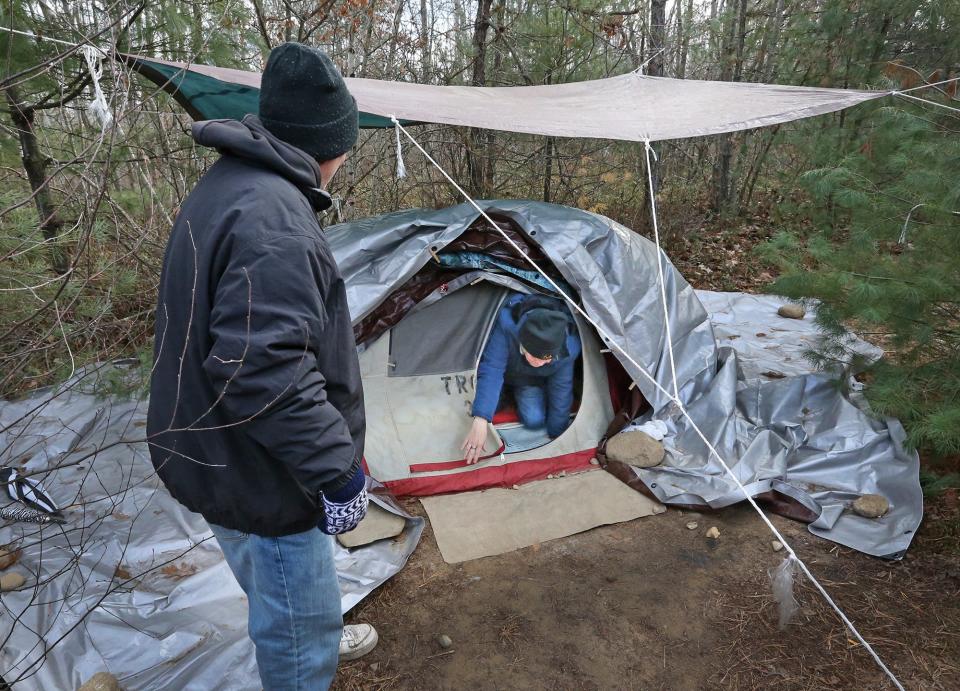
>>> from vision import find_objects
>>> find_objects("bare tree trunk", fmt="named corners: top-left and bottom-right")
top-left (542, 136), bottom-right (554, 203)
top-left (467, 0), bottom-right (493, 197)
top-left (760, 0), bottom-right (786, 82)
top-left (649, 0), bottom-right (666, 78)
top-left (251, 0), bottom-right (274, 49)
top-left (483, 1), bottom-right (505, 194)
top-left (642, 0), bottom-right (666, 230)
top-left (420, 0), bottom-right (432, 80)
top-left (4, 86), bottom-right (68, 274)
top-left (678, 0), bottom-right (694, 79)
top-left (387, 0), bottom-right (405, 78)
top-left (711, 0), bottom-right (743, 213)
top-left (739, 125), bottom-right (780, 209)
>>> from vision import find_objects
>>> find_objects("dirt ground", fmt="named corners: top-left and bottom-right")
top-left (334, 487), bottom-right (960, 691)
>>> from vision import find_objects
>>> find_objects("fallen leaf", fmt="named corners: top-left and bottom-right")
top-left (112, 511), bottom-right (130, 520)
top-left (115, 565), bottom-right (132, 580)
top-left (0, 548), bottom-right (22, 570)
top-left (161, 562), bottom-right (199, 579)
top-left (761, 371), bottom-right (786, 379)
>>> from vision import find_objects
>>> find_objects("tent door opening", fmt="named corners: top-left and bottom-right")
top-left (362, 278), bottom-right (621, 495)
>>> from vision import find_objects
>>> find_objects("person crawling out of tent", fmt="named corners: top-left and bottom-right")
top-left (461, 293), bottom-right (582, 463)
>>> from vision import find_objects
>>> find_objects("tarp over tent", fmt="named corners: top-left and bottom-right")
top-left (118, 54), bottom-right (920, 558)
top-left (119, 53), bottom-right (889, 141)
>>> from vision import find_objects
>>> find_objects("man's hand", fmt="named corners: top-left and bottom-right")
top-left (461, 416), bottom-right (489, 464)
top-left (319, 465), bottom-right (368, 535)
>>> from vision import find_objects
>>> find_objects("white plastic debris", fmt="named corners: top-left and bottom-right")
top-left (768, 556), bottom-right (799, 630)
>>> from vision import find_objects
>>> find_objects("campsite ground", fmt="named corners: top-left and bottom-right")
top-left (336, 491), bottom-right (959, 691)
top-left (334, 215), bottom-right (960, 691)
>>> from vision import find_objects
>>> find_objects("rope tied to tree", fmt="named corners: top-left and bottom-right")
top-left (392, 115), bottom-right (407, 179)
top-left (81, 44), bottom-right (113, 131)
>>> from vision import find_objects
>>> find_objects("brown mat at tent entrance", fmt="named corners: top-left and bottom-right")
top-left (420, 470), bottom-right (666, 564)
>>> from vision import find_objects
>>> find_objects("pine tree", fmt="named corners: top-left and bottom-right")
top-left (761, 100), bottom-right (960, 456)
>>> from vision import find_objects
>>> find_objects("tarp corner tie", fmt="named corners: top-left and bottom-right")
top-left (391, 115), bottom-right (407, 179)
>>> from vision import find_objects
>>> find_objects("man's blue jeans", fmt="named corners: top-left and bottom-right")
top-left (210, 524), bottom-right (343, 690)
top-left (514, 385), bottom-right (547, 429)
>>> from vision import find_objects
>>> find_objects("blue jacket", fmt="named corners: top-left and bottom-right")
top-left (471, 294), bottom-right (582, 438)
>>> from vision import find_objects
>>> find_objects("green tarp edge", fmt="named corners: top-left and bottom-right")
top-left (129, 57), bottom-right (401, 128)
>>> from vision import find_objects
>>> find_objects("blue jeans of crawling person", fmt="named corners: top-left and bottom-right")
top-left (211, 524), bottom-right (342, 690)
top-left (514, 385), bottom-right (548, 430)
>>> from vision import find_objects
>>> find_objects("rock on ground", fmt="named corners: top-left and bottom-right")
top-left (852, 494), bottom-right (890, 518)
top-left (78, 672), bottom-right (123, 691)
top-left (605, 431), bottom-right (664, 468)
top-left (0, 572), bottom-right (25, 590)
top-left (777, 304), bottom-right (806, 319)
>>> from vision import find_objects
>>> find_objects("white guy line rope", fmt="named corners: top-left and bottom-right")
top-left (892, 90), bottom-right (960, 115)
top-left (895, 76), bottom-right (960, 94)
top-left (0, 27), bottom-right (80, 48)
top-left (643, 139), bottom-right (679, 400)
top-left (390, 115), bottom-right (906, 691)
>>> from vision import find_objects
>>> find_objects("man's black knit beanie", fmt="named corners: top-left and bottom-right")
top-left (519, 309), bottom-right (568, 360)
top-left (259, 42), bottom-right (359, 162)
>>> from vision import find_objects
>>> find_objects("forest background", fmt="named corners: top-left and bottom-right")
top-left (0, 0), bottom-right (957, 475)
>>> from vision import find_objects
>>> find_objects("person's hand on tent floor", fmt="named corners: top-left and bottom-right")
top-left (462, 417), bottom-right (489, 464)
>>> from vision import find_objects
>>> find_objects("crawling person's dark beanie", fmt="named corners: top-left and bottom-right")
top-left (519, 309), bottom-right (568, 360)
top-left (259, 42), bottom-right (359, 162)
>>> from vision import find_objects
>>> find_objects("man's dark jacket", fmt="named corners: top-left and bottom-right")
top-left (147, 115), bottom-right (364, 537)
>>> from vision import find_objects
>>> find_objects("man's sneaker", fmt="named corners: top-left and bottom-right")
top-left (339, 623), bottom-right (379, 661)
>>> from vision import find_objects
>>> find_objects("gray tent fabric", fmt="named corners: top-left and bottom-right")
top-left (125, 54), bottom-right (889, 141)
top-left (328, 200), bottom-right (717, 414)
top-left (327, 201), bottom-right (921, 558)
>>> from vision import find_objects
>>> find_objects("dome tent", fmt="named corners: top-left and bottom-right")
top-left (329, 200), bottom-right (716, 496)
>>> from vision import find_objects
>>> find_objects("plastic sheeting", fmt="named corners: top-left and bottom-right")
top-left (121, 54), bottom-right (889, 141)
top-left (635, 291), bottom-right (921, 559)
top-left (0, 374), bottom-right (423, 690)
top-left (327, 203), bottom-right (921, 559)
top-left (329, 201), bottom-right (718, 415)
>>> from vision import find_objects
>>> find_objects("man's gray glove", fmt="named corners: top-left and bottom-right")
top-left (319, 464), bottom-right (368, 535)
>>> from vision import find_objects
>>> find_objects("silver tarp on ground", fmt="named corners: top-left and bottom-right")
top-left (328, 202), bottom-right (921, 559)
top-left (633, 291), bottom-right (922, 559)
top-left (0, 374), bottom-right (423, 690)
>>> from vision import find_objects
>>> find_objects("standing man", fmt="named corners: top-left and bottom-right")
top-left (461, 293), bottom-right (582, 463)
top-left (147, 43), bottom-right (376, 689)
